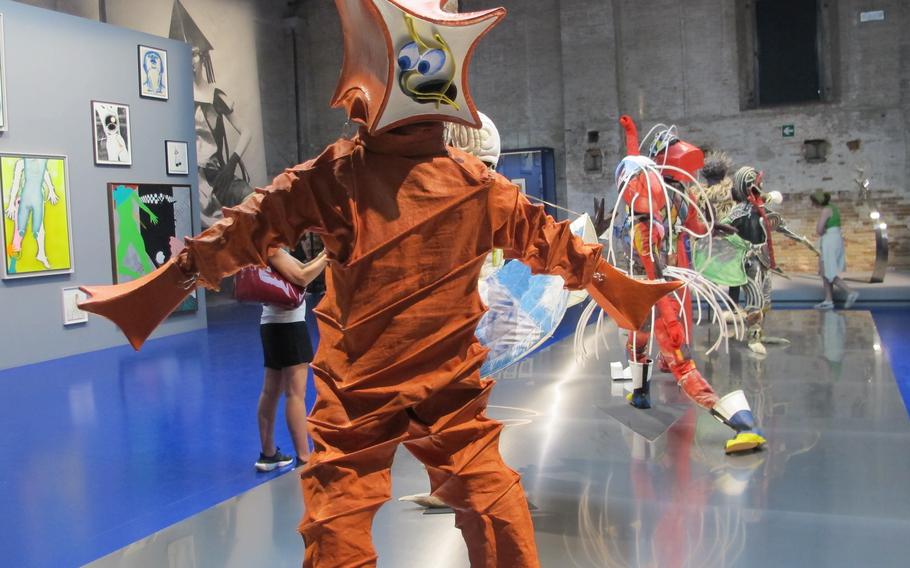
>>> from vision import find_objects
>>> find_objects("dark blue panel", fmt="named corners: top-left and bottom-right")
top-left (0, 301), bottom-right (319, 568)
top-left (871, 308), bottom-right (910, 417)
top-left (497, 148), bottom-right (557, 218)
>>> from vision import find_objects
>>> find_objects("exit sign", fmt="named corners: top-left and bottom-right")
top-left (782, 124), bottom-right (795, 137)
top-left (860, 10), bottom-right (885, 23)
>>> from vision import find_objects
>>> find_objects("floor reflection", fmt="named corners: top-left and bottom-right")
top-left (87, 310), bottom-right (910, 568)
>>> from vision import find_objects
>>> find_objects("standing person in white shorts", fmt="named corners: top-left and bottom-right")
top-left (255, 247), bottom-right (328, 471)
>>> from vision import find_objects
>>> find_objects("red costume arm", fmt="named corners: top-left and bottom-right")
top-left (490, 177), bottom-right (679, 331)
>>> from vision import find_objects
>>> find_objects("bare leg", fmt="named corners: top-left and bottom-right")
top-left (258, 367), bottom-right (283, 456)
top-left (283, 363), bottom-right (311, 460)
top-left (823, 278), bottom-right (834, 302)
top-left (832, 276), bottom-right (854, 296)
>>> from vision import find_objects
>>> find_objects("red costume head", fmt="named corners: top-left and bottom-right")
top-left (332, 0), bottom-right (506, 135)
top-left (618, 116), bottom-right (668, 217)
top-left (648, 129), bottom-right (705, 184)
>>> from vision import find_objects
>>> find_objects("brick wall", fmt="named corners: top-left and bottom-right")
top-left (774, 189), bottom-right (910, 273)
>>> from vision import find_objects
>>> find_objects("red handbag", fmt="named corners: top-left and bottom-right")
top-left (233, 265), bottom-right (305, 309)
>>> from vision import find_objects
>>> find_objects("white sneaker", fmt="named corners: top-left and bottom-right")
top-left (814, 300), bottom-right (834, 310)
top-left (845, 292), bottom-right (859, 309)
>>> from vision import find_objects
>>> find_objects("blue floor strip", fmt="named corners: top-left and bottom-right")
top-left (0, 302), bottom-right (318, 568)
top-left (870, 308), bottom-right (910, 416)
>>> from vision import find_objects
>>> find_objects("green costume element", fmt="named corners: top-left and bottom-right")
top-left (112, 184), bottom-right (158, 280)
top-left (692, 234), bottom-right (751, 287)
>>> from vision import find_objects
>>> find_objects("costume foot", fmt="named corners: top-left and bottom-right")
top-left (627, 359), bottom-right (652, 409)
top-left (626, 391), bottom-right (652, 409)
top-left (712, 391), bottom-right (766, 454)
top-left (814, 300), bottom-right (834, 310)
top-left (845, 291), bottom-right (859, 309)
top-left (399, 493), bottom-right (449, 509)
top-left (725, 431), bottom-right (766, 454)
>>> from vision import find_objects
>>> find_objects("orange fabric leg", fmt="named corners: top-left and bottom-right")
top-left (404, 377), bottom-right (540, 568)
top-left (298, 384), bottom-right (408, 568)
top-left (298, 360), bottom-right (539, 568)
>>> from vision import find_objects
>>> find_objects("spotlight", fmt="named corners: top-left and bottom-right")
top-left (873, 343), bottom-right (882, 352)
top-left (869, 211), bottom-right (881, 220)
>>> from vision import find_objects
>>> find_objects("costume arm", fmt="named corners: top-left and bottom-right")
top-left (179, 166), bottom-right (337, 289)
top-left (80, 163), bottom-right (341, 349)
top-left (490, 176), bottom-right (678, 330)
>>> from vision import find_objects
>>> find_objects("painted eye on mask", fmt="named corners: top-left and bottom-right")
top-left (397, 42), bottom-right (420, 71)
top-left (416, 49), bottom-right (446, 75)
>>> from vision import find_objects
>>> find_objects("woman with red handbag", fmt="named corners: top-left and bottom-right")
top-left (255, 248), bottom-right (328, 471)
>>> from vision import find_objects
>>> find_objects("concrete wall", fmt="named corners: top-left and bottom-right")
top-left (0, 0), bottom-right (202, 370)
top-left (289, 0), bottom-right (910, 271)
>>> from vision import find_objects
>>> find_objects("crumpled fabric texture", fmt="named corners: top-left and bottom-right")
top-left (81, 123), bottom-right (677, 568)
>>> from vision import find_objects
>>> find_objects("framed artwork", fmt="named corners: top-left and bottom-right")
top-left (0, 154), bottom-right (73, 279)
top-left (138, 45), bottom-right (168, 100)
top-left (92, 101), bottom-right (132, 166)
top-left (107, 183), bottom-right (197, 313)
top-left (165, 140), bottom-right (189, 175)
top-left (62, 287), bottom-right (89, 326)
top-left (0, 14), bottom-right (7, 131)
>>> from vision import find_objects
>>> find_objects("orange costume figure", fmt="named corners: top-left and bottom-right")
top-left (79, 2), bottom-right (677, 567)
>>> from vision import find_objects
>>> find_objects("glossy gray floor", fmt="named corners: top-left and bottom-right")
top-left (87, 310), bottom-right (910, 568)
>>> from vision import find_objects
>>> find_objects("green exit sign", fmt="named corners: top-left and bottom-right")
top-left (782, 124), bottom-right (795, 137)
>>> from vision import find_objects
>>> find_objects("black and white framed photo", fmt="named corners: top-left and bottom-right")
top-left (165, 140), bottom-right (189, 175)
top-left (138, 45), bottom-right (168, 100)
top-left (61, 287), bottom-right (89, 326)
top-left (0, 14), bottom-right (8, 131)
top-left (92, 101), bottom-right (132, 166)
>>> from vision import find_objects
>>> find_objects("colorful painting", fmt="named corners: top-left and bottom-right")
top-left (138, 45), bottom-right (168, 100)
top-left (108, 183), bottom-right (197, 312)
top-left (1, 154), bottom-right (73, 279)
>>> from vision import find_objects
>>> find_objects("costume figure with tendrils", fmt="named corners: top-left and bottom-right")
top-left (586, 115), bottom-right (766, 455)
top-left (77, 3), bottom-right (680, 567)
top-left (723, 166), bottom-right (819, 355)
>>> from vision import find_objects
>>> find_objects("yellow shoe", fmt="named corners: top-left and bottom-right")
top-left (725, 431), bottom-right (766, 455)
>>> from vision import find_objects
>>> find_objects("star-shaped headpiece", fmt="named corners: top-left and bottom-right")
top-left (332, 0), bottom-right (506, 134)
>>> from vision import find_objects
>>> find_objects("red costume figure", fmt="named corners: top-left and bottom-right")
top-left (78, 3), bottom-right (678, 567)
top-left (612, 116), bottom-right (765, 456)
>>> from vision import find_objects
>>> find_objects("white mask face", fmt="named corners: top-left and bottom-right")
top-left (444, 112), bottom-right (501, 168)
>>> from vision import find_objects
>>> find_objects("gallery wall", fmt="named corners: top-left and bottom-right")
top-left (0, 0), bottom-right (203, 370)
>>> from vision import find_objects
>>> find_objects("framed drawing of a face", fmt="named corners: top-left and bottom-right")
top-left (139, 45), bottom-right (168, 100)
top-left (92, 101), bottom-right (132, 166)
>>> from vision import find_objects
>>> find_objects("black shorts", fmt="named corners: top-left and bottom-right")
top-left (260, 322), bottom-right (314, 370)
